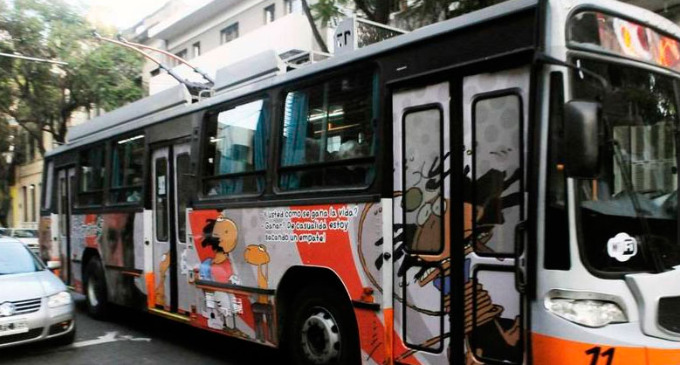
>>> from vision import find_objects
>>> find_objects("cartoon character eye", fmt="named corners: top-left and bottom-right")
top-left (403, 187), bottom-right (423, 213)
top-left (431, 196), bottom-right (446, 217)
top-left (416, 203), bottom-right (432, 226)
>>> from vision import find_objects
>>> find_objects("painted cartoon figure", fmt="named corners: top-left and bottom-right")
top-left (200, 215), bottom-right (239, 284)
top-left (362, 149), bottom-right (522, 362)
top-left (155, 252), bottom-right (171, 307)
top-left (245, 244), bottom-right (275, 344)
top-left (199, 215), bottom-right (246, 333)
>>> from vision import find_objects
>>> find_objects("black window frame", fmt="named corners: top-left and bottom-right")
top-left (469, 89), bottom-right (525, 258)
top-left (76, 143), bottom-right (108, 207)
top-left (401, 104), bottom-right (445, 256)
top-left (275, 66), bottom-right (380, 194)
top-left (199, 94), bottom-right (271, 200)
top-left (108, 133), bottom-right (146, 207)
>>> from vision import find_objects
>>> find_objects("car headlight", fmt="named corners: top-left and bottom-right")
top-left (47, 291), bottom-right (72, 308)
top-left (545, 298), bottom-right (627, 327)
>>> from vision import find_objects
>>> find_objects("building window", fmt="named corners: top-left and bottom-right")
top-left (22, 186), bottom-right (27, 223)
top-left (203, 98), bottom-right (269, 196)
top-left (220, 23), bottom-right (239, 44)
top-left (30, 184), bottom-right (36, 222)
top-left (110, 134), bottom-right (145, 204)
top-left (264, 4), bottom-right (275, 24)
top-left (284, 0), bottom-right (301, 14)
top-left (174, 49), bottom-right (187, 66)
top-left (279, 70), bottom-right (378, 190)
top-left (192, 42), bottom-right (201, 58)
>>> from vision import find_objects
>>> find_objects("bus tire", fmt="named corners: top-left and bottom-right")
top-left (84, 258), bottom-right (108, 319)
top-left (285, 285), bottom-right (360, 365)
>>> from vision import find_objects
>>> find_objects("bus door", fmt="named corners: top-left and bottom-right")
top-left (57, 167), bottom-right (75, 285)
top-left (151, 142), bottom-right (192, 316)
top-left (392, 81), bottom-right (452, 362)
top-left (461, 67), bottom-right (530, 364)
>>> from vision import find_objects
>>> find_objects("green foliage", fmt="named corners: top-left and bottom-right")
top-left (310, 0), bottom-right (349, 27)
top-left (0, 0), bottom-right (143, 149)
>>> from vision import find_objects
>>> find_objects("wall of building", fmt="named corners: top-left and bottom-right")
top-left (166, 0), bottom-right (282, 57)
top-left (11, 159), bottom-right (42, 229)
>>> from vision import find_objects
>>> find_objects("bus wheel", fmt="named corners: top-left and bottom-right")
top-left (286, 286), bottom-right (359, 365)
top-left (84, 258), bottom-right (108, 319)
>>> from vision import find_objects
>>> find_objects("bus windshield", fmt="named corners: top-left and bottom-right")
top-left (572, 57), bottom-right (680, 273)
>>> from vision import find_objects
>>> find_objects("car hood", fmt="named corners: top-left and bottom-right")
top-left (0, 270), bottom-right (66, 302)
top-left (15, 238), bottom-right (38, 245)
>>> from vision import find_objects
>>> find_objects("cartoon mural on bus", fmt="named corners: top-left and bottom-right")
top-left (199, 216), bottom-right (240, 284)
top-left (245, 244), bottom-right (275, 343)
top-left (70, 213), bottom-right (144, 307)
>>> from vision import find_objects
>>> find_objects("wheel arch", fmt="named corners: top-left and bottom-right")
top-left (81, 247), bottom-right (101, 275)
top-left (275, 266), bottom-right (355, 345)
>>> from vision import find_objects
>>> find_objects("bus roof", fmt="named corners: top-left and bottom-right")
top-left (47, 0), bottom-right (538, 157)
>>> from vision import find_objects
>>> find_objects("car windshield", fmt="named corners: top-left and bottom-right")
top-left (572, 58), bottom-right (680, 273)
top-left (0, 241), bottom-right (44, 274)
top-left (13, 230), bottom-right (38, 238)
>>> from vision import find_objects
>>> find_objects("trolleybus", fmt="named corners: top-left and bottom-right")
top-left (39, 0), bottom-right (680, 363)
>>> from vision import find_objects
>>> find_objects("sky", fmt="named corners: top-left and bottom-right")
top-left (77, 0), bottom-right (171, 30)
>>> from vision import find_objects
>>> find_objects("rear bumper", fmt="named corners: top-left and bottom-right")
top-left (532, 332), bottom-right (680, 365)
top-left (0, 299), bottom-right (74, 349)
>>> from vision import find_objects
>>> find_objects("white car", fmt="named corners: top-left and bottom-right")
top-left (0, 237), bottom-right (75, 348)
top-left (0, 228), bottom-right (40, 256)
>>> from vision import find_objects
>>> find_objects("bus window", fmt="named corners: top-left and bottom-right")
top-left (471, 93), bottom-right (522, 256)
top-left (155, 157), bottom-right (169, 242)
top-left (78, 146), bottom-right (106, 206)
top-left (279, 70), bottom-right (377, 190)
top-left (176, 153), bottom-right (190, 242)
top-left (110, 134), bottom-right (144, 204)
top-left (42, 161), bottom-right (53, 210)
top-left (203, 98), bottom-right (268, 196)
top-left (403, 106), bottom-right (444, 254)
top-left (545, 72), bottom-right (570, 270)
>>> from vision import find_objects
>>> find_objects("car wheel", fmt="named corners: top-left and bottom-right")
top-left (84, 258), bottom-right (108, 319)
top-left (285, 286), bottom-right (360, 365)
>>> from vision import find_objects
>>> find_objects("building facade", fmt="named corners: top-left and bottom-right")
top-left (127, 0), bottom-right (327, 95)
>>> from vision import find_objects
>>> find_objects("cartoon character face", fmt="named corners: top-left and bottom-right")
top-left (244, 245), bottom-right (270, 265)
top-left (213, 217), bottom-right (238, 254)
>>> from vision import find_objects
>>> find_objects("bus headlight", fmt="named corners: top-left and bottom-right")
top-left (545, 298), bottom-right (627, 327)
top-left (48, 291), bottom-right (72, 308)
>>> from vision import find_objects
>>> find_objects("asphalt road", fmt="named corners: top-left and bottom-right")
top-left (0, 294), bottom-right (281, 365)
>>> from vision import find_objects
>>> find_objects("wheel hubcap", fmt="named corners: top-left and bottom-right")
top-left (300, 307), bottom-right (340, 364)
top-left (87, 278), bottom-right (99, 307)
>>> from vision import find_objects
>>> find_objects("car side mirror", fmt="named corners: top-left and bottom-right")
top-left (46, 261), bottom-right (61, 271)
top-left (564, 101), bottom-right (601, 179)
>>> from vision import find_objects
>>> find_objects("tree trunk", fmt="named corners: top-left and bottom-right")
top-left (301, 0), bottom-right (330, 54)
top-left (374, 0), bottom-right (390, 24)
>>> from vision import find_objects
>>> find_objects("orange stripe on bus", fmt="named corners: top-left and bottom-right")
top-left (145, 272), bottom-right (155, 309)
top-left (532, 332), bottom-right (680, 365)
top-left (384, 308), bottom-right (394, 365)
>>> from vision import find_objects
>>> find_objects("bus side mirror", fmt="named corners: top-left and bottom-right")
top-left (564, 101), bottom-right (600, 179)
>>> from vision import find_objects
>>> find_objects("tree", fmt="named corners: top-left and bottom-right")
top-left (302, 0), bottom-right (506, 51)
top-left (0, 0), bottom-right (143, 155)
